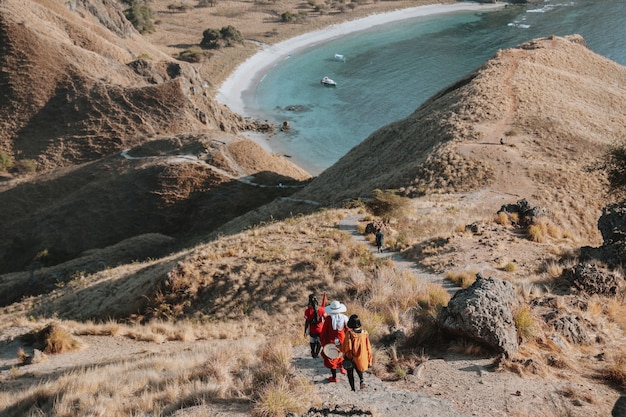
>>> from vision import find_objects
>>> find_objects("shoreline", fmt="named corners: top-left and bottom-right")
top-left (216, 2), bottom-right (504, 119)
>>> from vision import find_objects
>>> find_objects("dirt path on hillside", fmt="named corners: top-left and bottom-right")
top-left (338, 214), bottom-right (461, 295)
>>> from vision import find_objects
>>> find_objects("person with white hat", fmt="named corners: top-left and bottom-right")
top-left (320, 300), bottom-right (349, 382)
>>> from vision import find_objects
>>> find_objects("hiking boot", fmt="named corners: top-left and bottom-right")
top-left (328, 376), bottom-right (337, 383)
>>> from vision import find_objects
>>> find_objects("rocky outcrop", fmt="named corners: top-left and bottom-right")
top-left (497, 199), bottom-right (549, 227)
top-left (598, 203), bottom-right (626, 244)
top-left (438, 274), bottom-right (519, 356)
top-left (562, 263), bottom-right (625, 297)
top-left (577, 202), bottom-right (626, 278)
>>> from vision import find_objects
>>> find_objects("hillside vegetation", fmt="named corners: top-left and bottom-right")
top-left (0, 0), bottom-right (626, 416)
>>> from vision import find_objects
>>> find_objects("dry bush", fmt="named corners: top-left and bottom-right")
top-left (0, 342), bottom-right (259, 416)
top-left (445, 270), bottom-right (478, 288)
top-left (607, 297), bottom-right (626, 331)
top-left (604, 351), bottom-right (626, 390)
top-left (513, 305), bottom-right (537, 342)
top-left (20, 323), bottom-right (81, 354)
top-left (366, 189), bottom-right (411, 222)
top-left (527, 217), bottom-right (562, 243)
top-left (252, 376), bottom-right (315, 417)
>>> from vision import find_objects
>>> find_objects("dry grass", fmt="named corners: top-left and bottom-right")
top-left (445, 270), bottom-right (478, 289)
top-left (513, 305), bottom-right (537, 342)
top-left (603, 349), bottom-right (626, 390)
top-left (1, 341), bottom-right (261, 416)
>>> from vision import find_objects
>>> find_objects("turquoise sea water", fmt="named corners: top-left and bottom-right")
top-left (246, 0), bottom-right (626, 175)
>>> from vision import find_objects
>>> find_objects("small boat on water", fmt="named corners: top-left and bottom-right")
top-left (334, 53), bottom-right (346, 62)
top-left (320, 76), bottom-right (337, 86)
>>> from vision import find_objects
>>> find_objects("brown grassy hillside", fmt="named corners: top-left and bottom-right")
top-left (0, 0), bottom-right (310, 275)
top-left (0, 0), bottom-right (256, 171)
top-left (298, 35), bottom-right (625, 243)
top-left (1, 2), bottom-right (626, 414)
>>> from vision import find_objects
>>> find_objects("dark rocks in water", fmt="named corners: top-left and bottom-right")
top-left (438, 274), bottom-right (519, 357)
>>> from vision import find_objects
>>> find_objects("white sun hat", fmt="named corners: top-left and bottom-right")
top-left (324, 300), bottom-right (347, 314)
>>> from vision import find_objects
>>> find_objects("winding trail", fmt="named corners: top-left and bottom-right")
top-left (338, 214), bottom-right (461, 296)
top-left (120, 149), bottom-right (306, 189)
top-left (289, 214), bottom-right (465, 416)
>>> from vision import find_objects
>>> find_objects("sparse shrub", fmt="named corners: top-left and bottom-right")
top-left (504, 262), bottom-right (516, 272)
top-left (220, 25), bottom-right (244, 46)
top-left (167, 3), bottom-right (191, 12)
top-left (201, 28), bottom-right (221, 48)
top-left (0, 150), bottom-right (13, 171)
top-left (495, 211), bottom-right (509, 225)
top-left (21, 323), bottom-right (81, 354)
top-left (17, 347), bottom-right (28, 364)
top-left (513, 305), bottom-right (537, 342)
top-left (604, 351), bottom-right (626, 389)
top-left (280, 11), bottom-right (296, 22)
top-left (366, 189), bottom-right (410, 222)
top-left (123, 1), bottom-right (155, 34)
top-left (445, 270), bottom-right (477, 288)
top-left (417, 284), bottom-right (450, 311)
top-left (201, 26), bottom-right (244, 49)
top-left (15, 159), bottom-right (37, 173)
top-left (527, 223), bottom-right (546, 243)
top-left (179, 48), bottom-right (210, 63)
top-left (603, 143), bottom-right (626, 201)
top-left (253, 377), bottom-right (311, 417)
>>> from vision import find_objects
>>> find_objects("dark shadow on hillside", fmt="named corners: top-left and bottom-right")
top-left (0, 153), bottom-right (309, 296)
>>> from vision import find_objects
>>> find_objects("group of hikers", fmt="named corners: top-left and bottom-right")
top-left (303, 294), bottom-right (372, 391)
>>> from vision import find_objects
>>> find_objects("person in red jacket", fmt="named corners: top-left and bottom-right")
top-left (304, 294), bottom-right (326, 358)
top-left (320, 300), bottom-right (349, 382)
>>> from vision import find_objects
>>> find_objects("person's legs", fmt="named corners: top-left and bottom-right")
top-left (356, 368), bottom-right (365, 389)
top-left (329, 367), bottom-right (337, 382)
top-left (347, 368), bottom-right (356, 391)
top-left (313, 336), bottom-right (321, 357)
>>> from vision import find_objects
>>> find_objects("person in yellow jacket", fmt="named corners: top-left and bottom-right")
top-left (340, 314), bottom-right (372, 391)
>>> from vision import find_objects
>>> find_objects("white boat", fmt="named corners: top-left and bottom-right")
top-left (334, 53), bottom-right (346, 62)
top-left (320, 76), bottom-right (337, 86)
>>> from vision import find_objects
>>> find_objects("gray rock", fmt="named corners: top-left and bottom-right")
top-left (562, 263), bottom-right (625, 297)
top-left (613, 395), bottom-right (626, 417)
top-left (438, 275), bottom-right (520, 356)
top-left (599, 203), bottom-right (626, 243)
top-left (550, 315), bottom-right (589, 345)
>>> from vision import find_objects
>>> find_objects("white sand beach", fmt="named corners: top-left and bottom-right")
top-left (216, 2), bottom-right (504, 117)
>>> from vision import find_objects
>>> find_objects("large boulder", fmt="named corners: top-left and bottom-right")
top-left (438, 274), bottom-right (520, 356)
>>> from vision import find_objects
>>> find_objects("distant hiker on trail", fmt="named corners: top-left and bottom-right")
top-left (375, 230), bottom-right (384, 253)
top-left (304, 294), bottom-right (326, 358)
top-left (320, 300), bottom-right (349, 382)
top-left (340, 314), bottom-right (372, 391)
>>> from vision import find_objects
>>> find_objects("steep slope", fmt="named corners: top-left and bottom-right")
top-left (0, 0), bottom-right (248, 170)
top-left (298, 35), bottom-right (625, 242)
top-left (0, 0), bottom-right (311, 275)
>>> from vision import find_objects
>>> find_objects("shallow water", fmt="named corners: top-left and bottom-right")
top-left (245, 0), bottom-right (626, 175)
